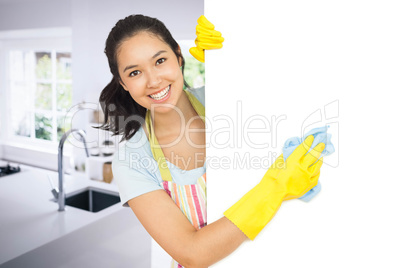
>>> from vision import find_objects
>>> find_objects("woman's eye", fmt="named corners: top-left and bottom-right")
top-left (129, 70), bottom-right (140, 77)
top-left (156, 58), bottom-right (166, 65)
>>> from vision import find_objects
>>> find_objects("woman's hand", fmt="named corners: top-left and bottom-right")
top-left (262, 135), bottom-right (325, 201)
top-left (190, 15), bottom-right (224, 62)
top-left (223, 136), bottom-right (326, 240)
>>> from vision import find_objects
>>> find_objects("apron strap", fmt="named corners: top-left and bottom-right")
top-left (145, 89), bottom-right (205, 181)
top-left (184, 90), bottom-right (205, 123)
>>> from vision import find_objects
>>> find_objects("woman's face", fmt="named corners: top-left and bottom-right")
top-left (117, 31), bottom-right (183, 112)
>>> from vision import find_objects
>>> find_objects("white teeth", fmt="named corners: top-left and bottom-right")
top-left (150, 85), bottom-right (170, 100)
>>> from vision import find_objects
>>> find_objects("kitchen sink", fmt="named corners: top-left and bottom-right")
top-left (53, 187), bottom-right (120, 213)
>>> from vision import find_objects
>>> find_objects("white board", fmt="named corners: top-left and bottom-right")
top-left (205, 1), bottom-right (402, 267)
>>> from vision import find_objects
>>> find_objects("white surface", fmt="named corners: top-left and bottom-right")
top-left (151, 238), bottom-right (172, 268)
top-left (205, 0), bottom-right (402, 267)
top-left (0, 161), bottom-right (151, 266)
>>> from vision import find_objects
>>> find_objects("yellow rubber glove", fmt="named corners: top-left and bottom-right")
top-left (224, 135), bottom-right (325, 240)
top-left (190, 15), bottom-right (224, 62)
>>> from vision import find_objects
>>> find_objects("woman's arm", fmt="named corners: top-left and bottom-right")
top-left (128, 136), bottom-right (325, 267)
top-left (128, 190), bottom-right (248, 268)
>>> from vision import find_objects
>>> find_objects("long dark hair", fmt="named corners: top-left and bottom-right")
top-left (97, 14), bottom-right (189, 142)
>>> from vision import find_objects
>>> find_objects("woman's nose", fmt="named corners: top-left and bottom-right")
top-left (146, 68), bottom-right (162, 88)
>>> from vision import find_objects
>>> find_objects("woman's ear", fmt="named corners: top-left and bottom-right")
top-left (179, 57), bottom-right (183, 68)
top-left (177, 45), bottom-right (183, 67)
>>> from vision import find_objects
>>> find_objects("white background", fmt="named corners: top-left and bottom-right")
top-left (205, 0), bottom-right (402, 267)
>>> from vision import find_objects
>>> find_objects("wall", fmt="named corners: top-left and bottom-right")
top-left (0, 0), bottom-right (71, 31)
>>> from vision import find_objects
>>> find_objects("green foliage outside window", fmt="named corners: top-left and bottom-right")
top-left (184, 56), bottom-right (205, 89)
top-left (34, 52), bottom-right (72, 141)
top-left (35, 53), bottom-right (52, 79)
top-left (35, 114), bottom-right (52, 141)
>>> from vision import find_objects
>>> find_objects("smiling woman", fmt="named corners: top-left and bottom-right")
top-left (97, 14), bottom-right (327, 268)
top-left (97, 15), bottom-right (244, 267)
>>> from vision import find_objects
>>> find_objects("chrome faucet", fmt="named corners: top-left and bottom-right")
top-left (56, 129), bottom-right (89, 211)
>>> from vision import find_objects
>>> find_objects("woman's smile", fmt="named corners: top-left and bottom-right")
top-left (148, 84), bottom-right (171, 102)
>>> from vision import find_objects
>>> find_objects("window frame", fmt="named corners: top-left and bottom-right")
top-left (0, 27), bottom-right (72, 151)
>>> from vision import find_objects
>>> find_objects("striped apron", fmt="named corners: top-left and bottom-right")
top-left (145, 89), bottom-right (206, 267)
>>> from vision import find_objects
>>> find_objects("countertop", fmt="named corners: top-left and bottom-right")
top-left (0, 160), bottom-right (126, 265)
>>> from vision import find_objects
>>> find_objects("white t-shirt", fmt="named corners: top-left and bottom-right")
top-left (112, 87), bottom-right (206, 207)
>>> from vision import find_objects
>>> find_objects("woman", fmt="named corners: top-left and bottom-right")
top-left (99, 14), bottom-right (325, 268)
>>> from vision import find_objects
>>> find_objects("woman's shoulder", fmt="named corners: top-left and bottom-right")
top-left (187, 86), bottom-right (205, 107)
top-left (112, 126), bottom-right (162, 206)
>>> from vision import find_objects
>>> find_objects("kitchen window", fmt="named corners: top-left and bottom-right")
top-left (9, 50), bottom-right (72, 142)
top-left (0, 28), bottom-right (72, 147)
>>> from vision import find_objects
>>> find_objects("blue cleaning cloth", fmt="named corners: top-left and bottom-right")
top-left (282, 126), bottom-right (335, 202)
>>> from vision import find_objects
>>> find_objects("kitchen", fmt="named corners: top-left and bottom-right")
top-left (3, 0), bottom-right (402, 267)
top-left (0, 0), bottom-right (204, 267)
